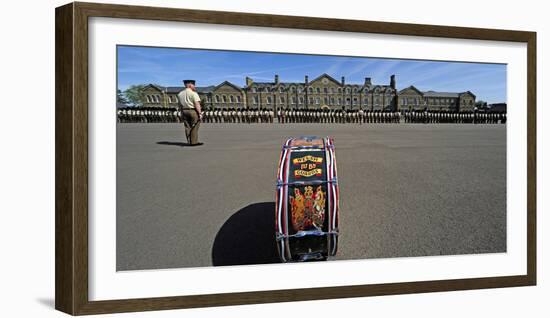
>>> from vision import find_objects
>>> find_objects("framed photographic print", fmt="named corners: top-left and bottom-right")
top-left (55, 2), bottom-right (536, 315)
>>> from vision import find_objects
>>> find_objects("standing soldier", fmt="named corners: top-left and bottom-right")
top-left (119, 109), bottom-right (125, 123)
top-left (210, 108), bottom-right (215, 123)
top-left (236, 108), bottom-right (242, 123)
top-left (173, 108), bottom-right (180, 123)
top-left (177, 79), bottom-right (203, 146)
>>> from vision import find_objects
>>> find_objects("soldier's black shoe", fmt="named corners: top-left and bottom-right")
top-left (189, 142), bottom-right (204, 146)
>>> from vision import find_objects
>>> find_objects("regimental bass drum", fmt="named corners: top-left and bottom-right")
top-left (275, 136), bottom-right (339, 262)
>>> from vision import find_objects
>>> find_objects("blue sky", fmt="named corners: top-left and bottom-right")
top-left (117, 46), bottom-right (506, 103)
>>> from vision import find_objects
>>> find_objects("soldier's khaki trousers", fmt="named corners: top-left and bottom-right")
top-left (181, 109), bottom-right (200, 145)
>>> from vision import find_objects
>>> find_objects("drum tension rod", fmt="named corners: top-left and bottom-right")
top-left (277, 179), bottom-right (338, 187)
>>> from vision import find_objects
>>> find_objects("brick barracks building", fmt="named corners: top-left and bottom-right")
top-left (140, 73), bottom-right (476, 112)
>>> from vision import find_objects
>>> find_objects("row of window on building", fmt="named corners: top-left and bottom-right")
top-left (145, 94), bottom-right (242, 104)
top-left (399, 98), bottom-right (474, 106)
top-left (145, 94), bottom-right (181, 104)
top-left (250, 95), bottom-right (391, 106)
top-left (249, 86), bottom-right (391, 94)
top-left (145, 93), bottom-right (393, 106)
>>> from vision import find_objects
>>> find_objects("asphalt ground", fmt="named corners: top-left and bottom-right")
top-left (116, 123), bottom-right (506, 271)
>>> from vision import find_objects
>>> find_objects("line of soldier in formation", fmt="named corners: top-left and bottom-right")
top-left (117, 108), bottom-right (180, 123)
top-left (117, 107), bottom-right (506, 124)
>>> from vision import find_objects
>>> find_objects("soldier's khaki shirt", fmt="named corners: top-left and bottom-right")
top-left (177, 88), bottom-right (200, 110)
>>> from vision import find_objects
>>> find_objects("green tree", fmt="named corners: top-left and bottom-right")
top-left (475, 100), bottom-right (487, 108)
top-left (117, 89), bottom-right (128, 105)
top-left (123, 84), bottom-right (147, 107)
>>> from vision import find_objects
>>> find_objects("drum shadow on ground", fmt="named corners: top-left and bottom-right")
top-left (156, 141), bottom-right (191, 147)
top-left (212, 202), bottom-right (281, 266)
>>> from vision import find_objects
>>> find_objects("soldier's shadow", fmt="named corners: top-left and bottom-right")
top-left (211, 202), bottom-right (281, 266)
top-left (156, 141), bottom-right (192, 147)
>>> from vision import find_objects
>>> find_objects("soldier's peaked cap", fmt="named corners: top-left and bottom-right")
top-left (183, 79), bottom-right (196, 85)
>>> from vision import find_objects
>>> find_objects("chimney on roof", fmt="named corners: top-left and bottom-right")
top-left (341, 76), bottom-right (345, 86)
top-left (246, 76), bottom-right (253, 87)
top-left (274, 74), bottom-right (279, 84)
top-left (390, 74), bottom-right (396, 89)
top-left (365, 77), bottom-right (372, 86)
top-left (305, 75), bottom-right (309, 85)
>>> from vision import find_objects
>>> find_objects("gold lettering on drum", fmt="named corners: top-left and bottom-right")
top-left (294, 168), bottom-right (323, 177)
top-left (292, 155), bottom-right (323, 165)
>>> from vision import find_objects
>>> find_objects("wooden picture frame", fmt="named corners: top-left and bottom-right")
top-left (55, 1), bottom-right (536, 315)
